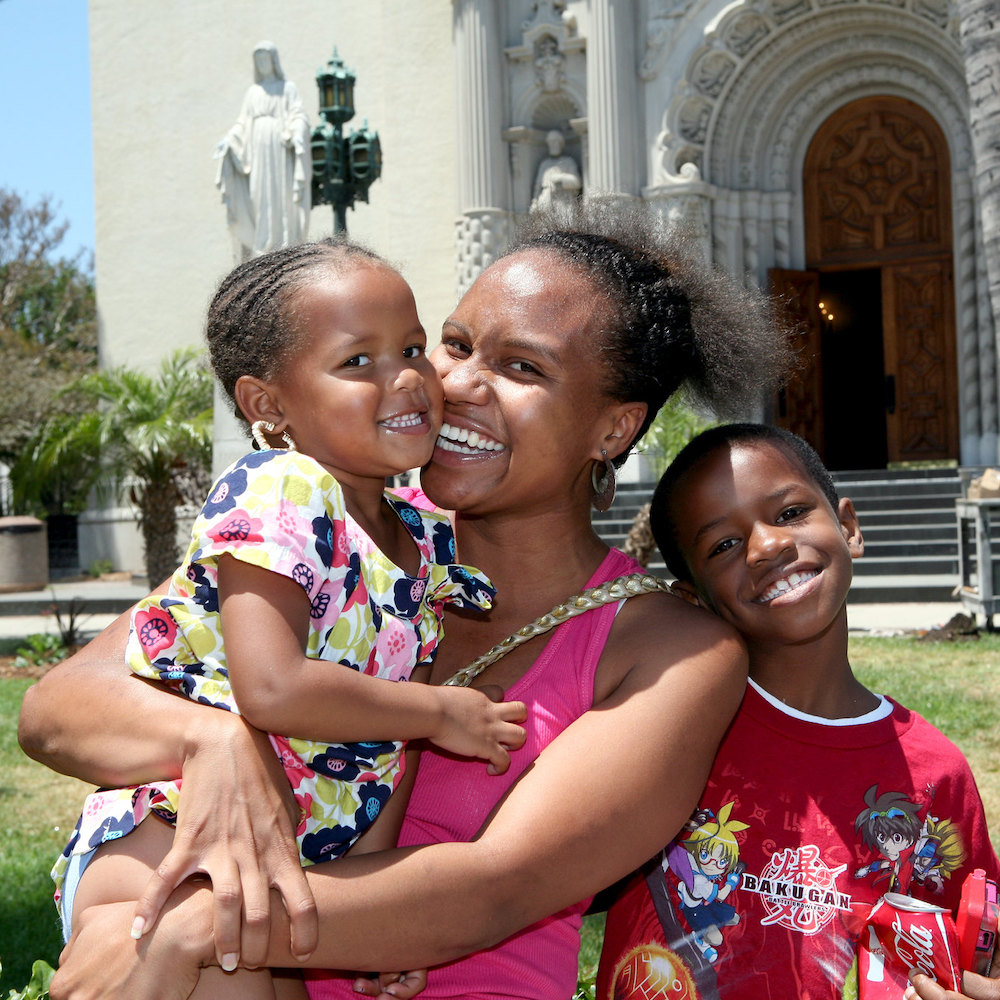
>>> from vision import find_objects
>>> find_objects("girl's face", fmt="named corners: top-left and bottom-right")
top-left (421, 250), bottom-right (631, 517)
top-left (266, 263), bottom-right (443, 494)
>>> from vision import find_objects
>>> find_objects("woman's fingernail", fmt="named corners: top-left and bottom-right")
top-left (130, 916), bottom-right (145, 939)
top-left (221, 953), bottom-right (239, 972)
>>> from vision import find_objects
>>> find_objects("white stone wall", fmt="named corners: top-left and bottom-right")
top-left (90, 0), bottom-right (460, 374)
top-left (87, 0), bottom-right (994, 571)
top-left (88, 1), bottom-right (461, 567)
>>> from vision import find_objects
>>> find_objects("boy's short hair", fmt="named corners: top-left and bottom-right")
top-left (650, 423), bottom-right (840, 581)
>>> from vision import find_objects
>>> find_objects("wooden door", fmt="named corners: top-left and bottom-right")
top-left (770, 268), bottom-right (825, 457)
top-left (799, 95), bottom-right (957, 465)
top-left (882, 258), bottom-right (958, 462)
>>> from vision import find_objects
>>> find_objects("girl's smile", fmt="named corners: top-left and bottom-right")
top-left (259, 262), bottom-right (443, 497)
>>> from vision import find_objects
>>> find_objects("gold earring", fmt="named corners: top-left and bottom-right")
top-left (591, 450), bottom-right (616, 512)
top-left (251, 419), bottom-right (296, 451)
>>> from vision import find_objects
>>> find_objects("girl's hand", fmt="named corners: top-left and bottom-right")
top-left (353, 969), bottom-right (428, 999)
top-left (130, 712), bottom-right (318, 970)
top-left (907, 970), bottom-right (1000, 999)
top-left (428, 686), bottom-right (527, 775)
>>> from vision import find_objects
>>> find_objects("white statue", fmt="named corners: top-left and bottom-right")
top-left (531, 130), bottom-right (582, 210)
top-left (215, 42), bottom-right (311, 260)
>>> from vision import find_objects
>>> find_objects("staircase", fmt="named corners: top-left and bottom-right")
top-left (592, 468), bottom-right (967, 603)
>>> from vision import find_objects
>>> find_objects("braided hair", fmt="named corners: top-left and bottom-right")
top-left (509, 200), bottom-right (793, 464)
top-left (206, 238), bottom-right (387, 423)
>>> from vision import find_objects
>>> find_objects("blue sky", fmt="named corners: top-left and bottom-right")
top-left (0, 0), bottom-right (94, 257)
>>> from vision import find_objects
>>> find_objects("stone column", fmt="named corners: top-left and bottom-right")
top-left (454, 0), bottom-right (511, 295)
top-left (771, 191), bottom-right (793, 270)
top-left (586, 0), bottom-right (639, 198)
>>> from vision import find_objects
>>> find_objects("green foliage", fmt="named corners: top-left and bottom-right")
top-left (0, 190), bottom-right (97, 506)
top-left (87, 558), bottom-right (113, 578)
top-left (12, 634), bottom-right (67, 670)
top-left (637, 396), bottom-right (716, 479)
top-left (12, 348), bottom-right (213, 582)
top-left (0, 959), bottom-right (54, 1000)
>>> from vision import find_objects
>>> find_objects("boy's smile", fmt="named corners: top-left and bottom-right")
top-left (671, 441), bottom-right (863, 652)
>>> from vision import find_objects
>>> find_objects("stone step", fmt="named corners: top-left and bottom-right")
top-left (593, 469), bottom-right (977, 603)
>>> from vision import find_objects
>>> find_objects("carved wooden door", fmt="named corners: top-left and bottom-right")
top-left (882, 259), bottom-right (958, 462)
top-left (770, 268), bottom-right (825, 457)
top-left (797, 95), bottom-right (957, 465)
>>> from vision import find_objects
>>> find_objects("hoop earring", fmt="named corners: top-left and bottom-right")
top-left (251, 419), bottom-right (296, 451)
top-left (591, 450), bottom-right (616, 512)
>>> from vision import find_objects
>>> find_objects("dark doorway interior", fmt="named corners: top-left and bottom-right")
top-left (819, 268), bottom-right (887, 471)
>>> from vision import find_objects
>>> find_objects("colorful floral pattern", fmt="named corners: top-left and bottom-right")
top-left (52, 450), bottom-right (493, 903)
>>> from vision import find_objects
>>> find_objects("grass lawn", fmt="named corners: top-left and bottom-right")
top-left (4, 633), bottom-right (1000, 993)
top-left (0, 677), bottom-right (90, 993)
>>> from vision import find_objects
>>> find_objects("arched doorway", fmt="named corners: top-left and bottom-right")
top-left (773, 95), bottom-right (958, 470)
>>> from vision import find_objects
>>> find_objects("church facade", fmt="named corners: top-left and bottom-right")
top-left (86, 0), bottom-right (998, 568)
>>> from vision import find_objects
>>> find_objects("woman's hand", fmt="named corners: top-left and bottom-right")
top-left (130, 713), bottom-right (317, 970)
top-left (51, 887), bottom-right (211, 1000)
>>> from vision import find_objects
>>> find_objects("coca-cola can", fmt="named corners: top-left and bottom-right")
top-left (859, 893), bottom-right (961, 998)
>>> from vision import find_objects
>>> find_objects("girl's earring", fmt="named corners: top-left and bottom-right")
top-left (591, 449), bottom-right (617, 512)
top-left (251, 419), bottom-right (296, 451)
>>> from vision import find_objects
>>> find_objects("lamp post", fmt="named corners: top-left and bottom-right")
top-left (311, 49), bottom-right (382, 234)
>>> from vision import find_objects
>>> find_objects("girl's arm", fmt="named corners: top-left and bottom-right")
top-left (49, 594), bottom-right (746, 998)
top-left (219, 556), bottom-right (526, 770)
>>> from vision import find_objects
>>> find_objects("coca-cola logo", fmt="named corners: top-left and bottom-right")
top-left (890, 913), bottom-right (938, 979)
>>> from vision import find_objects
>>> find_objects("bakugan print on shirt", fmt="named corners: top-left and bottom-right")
top-left (853, 783), bottom-right (966, 895)
top-left (596, 686), bottom-right (1000, 1000)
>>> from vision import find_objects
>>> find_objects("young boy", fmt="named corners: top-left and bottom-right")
top-left (596, 423), bottom-right (1000, 1000)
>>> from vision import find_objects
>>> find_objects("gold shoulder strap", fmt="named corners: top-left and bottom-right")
top-left (444, 572), bottom-right (670, 687)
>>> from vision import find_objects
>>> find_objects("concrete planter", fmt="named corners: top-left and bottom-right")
top-left (0, 516), bottom-right (49, 593)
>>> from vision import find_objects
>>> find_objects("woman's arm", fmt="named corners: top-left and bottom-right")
top-left (263, 597), bottom-right (746, 970)
top-left (54, 594), bottom-right (745, 996)
top-left (17, 599), bottom-right (319, 965)
top-left (17, 602), bottom-right (202, 786)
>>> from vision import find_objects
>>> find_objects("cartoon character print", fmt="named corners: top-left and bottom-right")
top-left (912, 815), bottom-right (966, 891)
top-left (853, 783), bottom-right (966, 896)
top-left (853, 785), bottom-right (922, 892)
top-left (664, 801), bottom-right (749, 963)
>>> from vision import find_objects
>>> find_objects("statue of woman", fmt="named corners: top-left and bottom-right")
top-left (215, 42), bottom-right (311, 259)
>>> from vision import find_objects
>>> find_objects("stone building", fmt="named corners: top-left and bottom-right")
top-left (85, 0), bottom-right (999, 571)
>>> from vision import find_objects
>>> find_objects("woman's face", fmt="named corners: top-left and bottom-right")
top-left (422, 249), bottom-right (619, 517)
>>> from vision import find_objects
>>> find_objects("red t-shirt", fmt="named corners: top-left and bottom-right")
top-left (598, 681), bottom-right (1000, 1000)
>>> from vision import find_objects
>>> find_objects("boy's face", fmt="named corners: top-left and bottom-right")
top-left (671, 441), bottom-right (863, 650)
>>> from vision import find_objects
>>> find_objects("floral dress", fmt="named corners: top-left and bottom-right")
top-left (52, 449), bottom-right (494, 906)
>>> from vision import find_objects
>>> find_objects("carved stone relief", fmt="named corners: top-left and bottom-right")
top-left (653, 0), bottom-right (964, 189)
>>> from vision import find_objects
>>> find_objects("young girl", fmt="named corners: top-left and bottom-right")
top-left (52, 239), bottom-right (527, 999)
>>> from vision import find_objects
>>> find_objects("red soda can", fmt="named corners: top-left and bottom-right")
top-left (859, 892), bottom-right (961, 997)
top-left (957, 868), bottom-right (999, 976)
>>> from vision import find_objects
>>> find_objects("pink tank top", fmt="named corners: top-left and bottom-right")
top-left (306, 544), bottom-right (644, 1000)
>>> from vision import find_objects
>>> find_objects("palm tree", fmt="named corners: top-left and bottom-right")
top-left (16, 348), bottom-right (213, 585)
top-left (957, 3), bottom-right (1000, 362)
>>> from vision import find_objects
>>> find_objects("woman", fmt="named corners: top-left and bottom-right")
top-left (20, 204), bottom-right (786, 1000)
